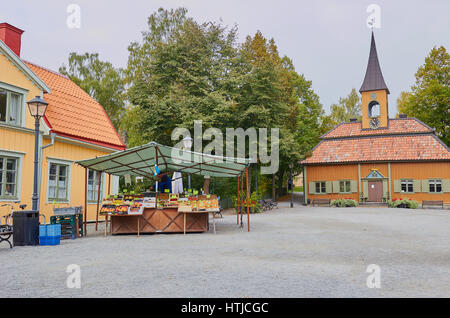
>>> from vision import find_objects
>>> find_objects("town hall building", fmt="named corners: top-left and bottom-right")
top-left (301, 32), bottom-right (450, 205)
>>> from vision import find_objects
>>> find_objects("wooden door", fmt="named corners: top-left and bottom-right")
top-left (368, 181), bottom-right (383, 202)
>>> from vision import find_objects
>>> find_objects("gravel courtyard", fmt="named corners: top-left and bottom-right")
top-left (1, 202), bottom-right (449, 298)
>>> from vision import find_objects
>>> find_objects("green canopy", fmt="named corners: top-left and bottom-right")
top-left (76, 142), bottom-right (250, 178)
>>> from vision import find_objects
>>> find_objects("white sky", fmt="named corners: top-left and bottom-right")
top-left (2, 0), bottom-right (449, 117)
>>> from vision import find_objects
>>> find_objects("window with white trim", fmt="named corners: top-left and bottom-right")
top-left (48, 163), bottom-right (69, 202)
top-left (429, 179), bottom-right (442, 193)
top-left (0, 156), bottom-right (18, 199)
top-left (87, 170), bottom-right (104, 203)
top-left (315, 181), bottom-right (326, 194)
top-left (0, 88), bottom-right (22, 126)
top-left (401, 179), bottom-right (413, 193)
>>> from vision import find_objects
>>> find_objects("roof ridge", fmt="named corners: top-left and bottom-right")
top-left (22, 60), bottom-right (70, 80)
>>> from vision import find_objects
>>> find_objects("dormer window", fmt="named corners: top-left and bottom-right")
top-left (368, 100), bottom-right (380, 118)
top-left (0, 87), bottom-right (23, 126)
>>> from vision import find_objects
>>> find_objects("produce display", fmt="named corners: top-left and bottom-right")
top-left (100, 192), bottom-right (220, 215)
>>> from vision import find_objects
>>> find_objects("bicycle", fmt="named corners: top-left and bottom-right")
top-left (0, 202), bottom-right (27, 248)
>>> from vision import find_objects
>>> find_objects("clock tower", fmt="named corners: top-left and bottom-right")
top-left (360, 32), bottom-right (389, 129)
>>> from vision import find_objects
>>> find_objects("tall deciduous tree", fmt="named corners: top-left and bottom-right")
top-left (328, 88), bottom-right (362, 125)
top-left (398, 46), bottom-right (449, 145)
top-left (59, 53), bottom-right (126, 129)
top-left (125, 8), bottom-right (323, 197)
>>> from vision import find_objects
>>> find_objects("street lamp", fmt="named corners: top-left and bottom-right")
top-left (27, 96), bottom-right (48, 211)
top-left (182, 135), bottom-right (193, 190)
top-left (289, 163), bottom-right (294, 208)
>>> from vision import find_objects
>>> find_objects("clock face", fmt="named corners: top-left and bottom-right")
top-left (369, 118), bottom-right (380, 129)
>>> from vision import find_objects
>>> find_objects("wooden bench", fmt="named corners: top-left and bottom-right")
top-left (312, 198), bottom-right (331, 206)
top-left (422, 200), bottom-right (444, 209)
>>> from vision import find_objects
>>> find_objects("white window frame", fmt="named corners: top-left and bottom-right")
top-left (429, 179), bottom-right (443, 193)
top-left (400, 179), bottom-right (414, 193)
top-left (0, 82), bottom-right (27, 128)
top-left (0, 150), bottom-right (24, 202)
top-left (87, 169), bottom-right (105, 204)
top-left (315, 181), bottom-right (326, 194)
top-left (46, 158), bottom-right (73, 204)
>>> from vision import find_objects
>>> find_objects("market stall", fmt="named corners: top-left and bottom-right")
top-left (76, 142), bottom-right (251, 236)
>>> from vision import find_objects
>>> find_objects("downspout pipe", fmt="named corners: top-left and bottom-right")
top-left (37, 132), bottom-right (56, 209)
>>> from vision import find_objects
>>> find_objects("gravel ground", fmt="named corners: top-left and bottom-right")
top-left (1, 202), bottom-right (449, 298)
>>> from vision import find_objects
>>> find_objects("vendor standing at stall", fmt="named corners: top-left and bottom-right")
top-left (149, 172), bottom-right (172, 193)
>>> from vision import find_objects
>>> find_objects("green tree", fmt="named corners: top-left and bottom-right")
top-left (396, 91), bottom-right (412, 116)
top-left (328, 88), bottom-right (362, 125)
top-left (59, 52), bottom-right (126, 130)
top-left (125, 8), bottom-right (323, 198)
top-left (239, 31), bottom-right (323, 195)
top-left (398, 46), bottom-right (449, 145)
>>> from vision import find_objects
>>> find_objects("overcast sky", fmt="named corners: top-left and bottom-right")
top-left (2, 0), bottom-right (449, 116)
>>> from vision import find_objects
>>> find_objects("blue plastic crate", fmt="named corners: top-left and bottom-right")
top-left (39, 224), bottom-right (61, 237)
top-left (39, 235), bottom-right (61, 246)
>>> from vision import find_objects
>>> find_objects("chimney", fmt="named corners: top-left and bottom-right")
top-left (399, 113), bottom-right (407, 119)
top-left (0, 23), bottom-right (24, 57)
top-left (349, 118), bottom-right (358, 122)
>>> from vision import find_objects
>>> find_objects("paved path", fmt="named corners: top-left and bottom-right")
top-left (1, 205), bottom-right (449, 297)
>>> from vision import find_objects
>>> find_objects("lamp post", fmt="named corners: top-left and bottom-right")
top-left (27, 96), bottom-right (48, 212)
top-left (182, 135), bottom-right (193, 190)
top-left (289, 163), bottom-right (294, 208)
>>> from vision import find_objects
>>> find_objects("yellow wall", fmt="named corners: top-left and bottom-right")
top-left (390, 162), bottom-right (450, 202)
top-left (0, 53), bottom-right (42, 130)
top-left (305, 161), bottom-right (450, 204)
top-left (306, 164), bottom-right (360, 201)
top-left (361, 89), bottom-right (389, 129)
top-left (0, 48), bottom-right (116, 222)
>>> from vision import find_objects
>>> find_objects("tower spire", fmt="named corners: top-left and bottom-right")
top-left (359, 31), bottom-right (389, 94)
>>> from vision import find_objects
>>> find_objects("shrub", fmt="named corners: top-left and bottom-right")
top-left (331, 199), bottom-right (358, 207)
top-left (388, 199), bottom-right (418, 209)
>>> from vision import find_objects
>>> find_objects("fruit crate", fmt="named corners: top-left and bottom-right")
top-left (50, 214), bottom-right (83, 238)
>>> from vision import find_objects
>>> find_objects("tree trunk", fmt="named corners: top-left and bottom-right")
top-left (277, 169), bottom-right (285, 199)
top-left (272, 174), bottom-right (276, 200)
top-left (203, 177), bottom-right (210, 194)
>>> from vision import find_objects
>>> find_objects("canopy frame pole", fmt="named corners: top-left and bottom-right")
top-left (105, 173), bottom-right (111, 237)
top-left (84, 167), bottom-right (87, 237)
top-left (95, 170), bottom-right (102, 231)
top-left (240, 172), bottom-right (244, 227)
top-left (155, 146), bottom-right (159, 209)
top-left (246, 166), bottom-right (250, 232)
top-left (236, 175), bottom-right (240, 225)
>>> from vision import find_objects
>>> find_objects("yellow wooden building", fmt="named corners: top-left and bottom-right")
top-left (0, 23), bottom-right (125, 220)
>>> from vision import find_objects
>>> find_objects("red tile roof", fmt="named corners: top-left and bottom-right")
top-left (322, 118), bottom-right (433, 139)
top-left (302, 134), bottom-right (450, 164)
top-left (302, 118), bottom-right (449, 165)
top-left (25, 61), bottom-right (125, 150)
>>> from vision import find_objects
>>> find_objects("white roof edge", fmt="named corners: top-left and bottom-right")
top-left (0, 40), bottom-right (51, 93)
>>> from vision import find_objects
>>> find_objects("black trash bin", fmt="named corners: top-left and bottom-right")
top-left (13, 210), bottom-right (39, 246)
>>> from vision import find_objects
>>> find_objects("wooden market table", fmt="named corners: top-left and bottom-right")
top-left (109, 207), bottom-right (209, 236)
top-left (179, 210), bottom-right (218, 235)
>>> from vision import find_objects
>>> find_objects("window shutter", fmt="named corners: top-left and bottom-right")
top-left (443, 179), bottom-right (450, 193)
top-left (421, 180), bottom-right (429, 193)
top-left (309, 182), bottom-right (315, 195)
top-left (382, 179), bottom-right (388, 198)
top-left (413, 180), bottom-right (421, 193)
top-left (362, 180), bottom-right (368, 198)
top-left (350, 180), bottom-right (357, 193)
top-left (332, 181), bottom-right (339, 193)
top-left (393, 180), bottom-right (401, 193)
top-left (325, 181), bottom-right (332, 194)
